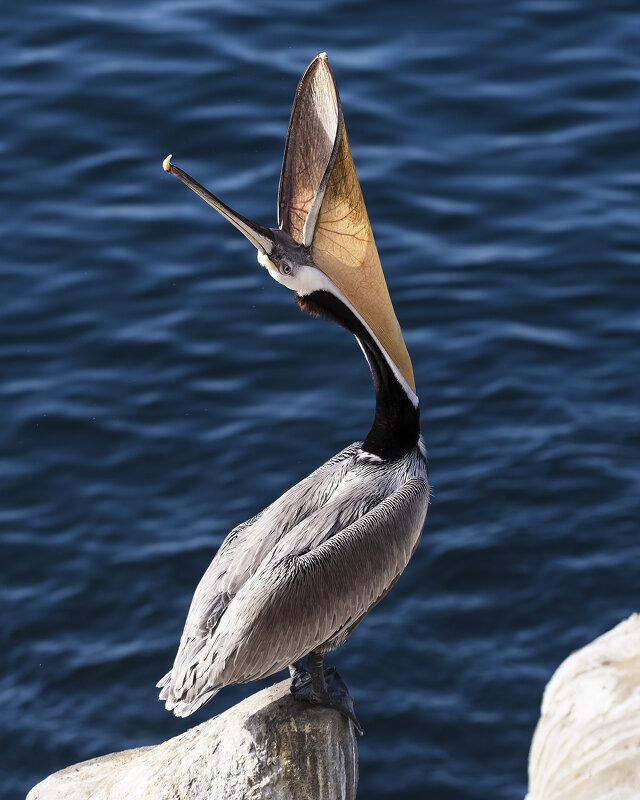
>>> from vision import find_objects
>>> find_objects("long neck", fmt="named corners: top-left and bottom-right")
top-left (296, 290), bottom-right (420, 460)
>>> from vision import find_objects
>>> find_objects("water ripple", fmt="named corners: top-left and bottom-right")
top-left (2, 2), bottom-right (639, 799)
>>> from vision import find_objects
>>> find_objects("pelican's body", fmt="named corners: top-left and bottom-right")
top-left (159, 54), bottom-right (429, 729)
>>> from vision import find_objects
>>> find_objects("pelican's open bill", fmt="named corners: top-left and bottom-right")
top-left (159, 53), bottom-right (429, 735)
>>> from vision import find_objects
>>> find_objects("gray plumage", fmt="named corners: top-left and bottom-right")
top-left (158, 442), bottom-right (429, 717)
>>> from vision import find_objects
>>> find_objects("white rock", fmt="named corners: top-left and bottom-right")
top-left (27, 679), bottom-right (358, 800)
top-left (528, 613), bottom-right (640, 800)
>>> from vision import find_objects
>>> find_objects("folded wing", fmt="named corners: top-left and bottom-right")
top-left (163, 476), bottom-right (428, 715)
top-left (158, 443), bottom-right (361, 704)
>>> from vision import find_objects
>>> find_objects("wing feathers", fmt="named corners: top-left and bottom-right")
top-left (202, 477), bottom-right (428, 688)
top-left (159, 442), bottom-right (362, 713)
top-left (160, 454), bottom-right (428, 717)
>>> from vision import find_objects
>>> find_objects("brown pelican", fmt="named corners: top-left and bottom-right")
top-left (158, 53), bottom-right (429, 733)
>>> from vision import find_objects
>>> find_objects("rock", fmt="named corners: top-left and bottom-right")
top-left (528, 613), bottom-right (640, 800)
top-left (27, 679), bottom-right (358, 800)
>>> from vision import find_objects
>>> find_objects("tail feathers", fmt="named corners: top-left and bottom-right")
top-left (158, 678), bottom-right (220, 717)
top-left (156, 670), bottom-right (172, 690)
top-left (168, 686), bottom-right (220, 717)
top-left (156, 656), bottom-right (223, 718)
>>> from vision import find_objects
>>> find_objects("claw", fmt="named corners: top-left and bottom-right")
top-left (324, 668), bottom-right (363, 735)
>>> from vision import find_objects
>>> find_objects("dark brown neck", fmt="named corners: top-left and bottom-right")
top-left (296, 290), bottom-right (420, 460)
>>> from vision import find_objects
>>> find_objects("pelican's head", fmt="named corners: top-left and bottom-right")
top-left (164, 53), bottom-right (417, 409)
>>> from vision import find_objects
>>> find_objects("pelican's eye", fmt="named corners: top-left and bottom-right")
top-left (280, 263), bottom-right (293, 276)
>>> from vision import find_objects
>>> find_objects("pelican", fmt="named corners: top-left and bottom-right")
top-left (158, 53), bottom-right (429, 733)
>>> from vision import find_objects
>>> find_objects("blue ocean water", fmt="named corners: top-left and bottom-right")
top-left (2, 2), bottom-right (639, 797)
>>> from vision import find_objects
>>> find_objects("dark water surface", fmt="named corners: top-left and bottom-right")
top-left (2, 2), bottom-right (639, 798)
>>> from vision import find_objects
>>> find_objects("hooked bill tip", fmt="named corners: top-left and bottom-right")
top-left (317, 52), bottom-right (328, 60)
top-left (163, 154), bottom-right (173, 172)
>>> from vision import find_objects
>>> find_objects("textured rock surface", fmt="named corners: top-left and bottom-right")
top-left (27, 679), bottom-right (358, 800)
top-left (528, 613), bottom-right (640, 800)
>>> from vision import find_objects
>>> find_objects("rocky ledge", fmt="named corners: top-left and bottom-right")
top-left (27, 614), bottom-right (640, 799)
top-left (27, 679), bottom-right (358, 800)
top-left (528, 613), bottom-right (640, 800)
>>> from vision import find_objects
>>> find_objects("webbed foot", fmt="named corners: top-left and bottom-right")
top-left (289, 662), bottom-right (363, 735)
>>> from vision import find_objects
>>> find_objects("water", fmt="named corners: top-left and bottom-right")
top-left (2, 2), bottom-right (639, 797)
